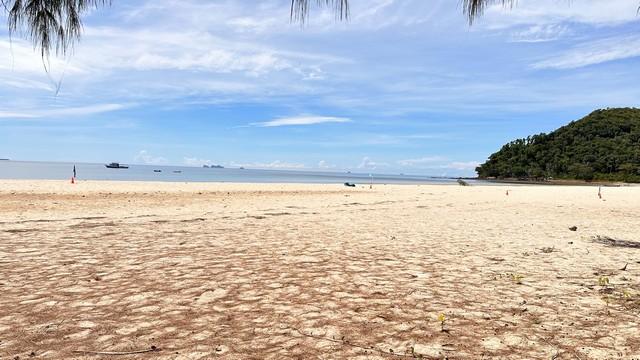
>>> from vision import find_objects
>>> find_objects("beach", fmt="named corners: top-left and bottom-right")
top-left (1, 180), bottom-right (639, 359)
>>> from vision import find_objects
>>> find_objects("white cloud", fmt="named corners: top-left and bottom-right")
top-left (252, 115), bottom-right (351, 127)
top-left (135, 150), bottom-right (168, 165)
top-left (483, 0), bottom-right (640, 28)
top-left (533, 35), bottom-right (640, 69)
top-left (183, 157), bottom-right (212, 167)
top-left (0, 76), bottom-right (54, 91)
top-left (510, 24), bottom-right (570, 43)
top-left (229, 160), bottom-right (306, 169)
top-left (444, 161), bottom-right (480, 170)
top-left (317, 160), bottom-right (336, 169)
top-left (398, 156), bottom-right (447, 167)
top-left (0, 103), bottom-right (128, 119)
top-left (357, 157), bottom-right (389, 170)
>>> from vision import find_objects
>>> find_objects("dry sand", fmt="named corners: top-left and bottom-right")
top-left (0, 180), bottom-right (639, 359)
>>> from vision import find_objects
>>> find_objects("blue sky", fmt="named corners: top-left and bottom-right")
top-left (1, 0), bottom-right (639, 176)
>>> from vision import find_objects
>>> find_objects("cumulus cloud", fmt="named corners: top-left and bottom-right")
top-left (317, 160), bottom-right (336, 169)
top-left (357, 157), bottom-right (389, 170)
top-left (135, 150), bottom-right (168, 165)
top-left (397, 156), bottom-right (447, 167)
top-left (251, 115), bottom-right (350, 127)
top-left (183, 157), bottom-right (212, 167)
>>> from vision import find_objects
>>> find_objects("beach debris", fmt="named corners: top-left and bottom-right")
top-left (592, 235), bottom-right (640, 249)
top-left (72, 346), bottom-right (159, 355)
top-left (344, 182), bottom-right (356, 187)
top-left (457, 179), bottom-right (469, 186)
top-left (620, 263), bottom-right (628, 271)
top-left (540, 247), bottom-right (555, 254)
top-left (569, 226), bottom-right (578, 231)
top-left (506, 190), bottom-right (510, 196)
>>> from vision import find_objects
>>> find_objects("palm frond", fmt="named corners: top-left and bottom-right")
top-left (3, 0), bottom-right (109, 58)
top-left (290, 0), bottom-right (349, 23)
top-left (463, 0), bottom-right (515, 24)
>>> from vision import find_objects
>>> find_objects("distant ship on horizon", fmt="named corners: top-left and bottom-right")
top-left (105, 162), bottom-right (129, 169)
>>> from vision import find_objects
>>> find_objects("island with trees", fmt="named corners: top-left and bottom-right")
top-left (476, 108), bottom-right (640, 183)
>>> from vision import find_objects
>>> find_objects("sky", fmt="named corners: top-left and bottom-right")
top-left (1, 0), bottom-right (639, 176)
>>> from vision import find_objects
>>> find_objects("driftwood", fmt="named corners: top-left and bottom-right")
top-left (592, 236), bottom-right (640, 249)
top-left (72, 346), bottom-right (159, 356)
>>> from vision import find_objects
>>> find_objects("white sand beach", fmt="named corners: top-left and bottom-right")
top-left (1, 180), bottom-right (639, 359)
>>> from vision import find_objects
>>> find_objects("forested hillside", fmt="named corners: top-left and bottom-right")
top-left (476, 108), bottom-right (640, 182)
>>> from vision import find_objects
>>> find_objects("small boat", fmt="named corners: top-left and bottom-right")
top-left (105, 162), bottom-right (129, 169)
top-left (173, 170), bottom-right (182, 173)
top-left (239, 167), bottom-right (245, 170)
top-left (154, 169), bottom-right (162, 173)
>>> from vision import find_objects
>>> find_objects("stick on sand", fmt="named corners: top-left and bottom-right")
top-left (72, 346), bottom-right (159, 356)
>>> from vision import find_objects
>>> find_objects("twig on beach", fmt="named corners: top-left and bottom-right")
top-left (592, 235), bottom-right (640, 249)
top-left (72, 346), bottom-right (159, 356)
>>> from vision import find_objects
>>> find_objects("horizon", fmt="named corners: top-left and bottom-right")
top-left (0, 158), bottom-right (461, 179)
top-left (2, 0), bottom-right (640, 177)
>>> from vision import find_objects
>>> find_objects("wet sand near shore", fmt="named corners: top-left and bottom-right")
top-left (1, 180), bottom-right (639, 359)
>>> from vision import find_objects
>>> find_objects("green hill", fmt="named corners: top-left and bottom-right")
top-left (476, 108), bottom-right (640, 183)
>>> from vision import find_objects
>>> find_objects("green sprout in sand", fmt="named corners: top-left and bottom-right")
top-left (598, 276), bottom-right (610, 287)
top-left (510, 273), bottom-right (524, 285)
top-left (437, 313), bottom-right (448, 332)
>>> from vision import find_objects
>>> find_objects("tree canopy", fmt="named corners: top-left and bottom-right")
top-left (476, 108), bottom-right (640, 183)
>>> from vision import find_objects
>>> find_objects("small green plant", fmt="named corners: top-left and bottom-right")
top-left (437, 313), bottom-right (447, 332)
top-left (510, 273), bottom-right (524, 284)
top-left (598, 276), bottom-right (610, 287)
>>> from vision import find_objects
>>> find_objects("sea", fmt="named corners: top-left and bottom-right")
top-left (0, 160), bottom-right (474, 185)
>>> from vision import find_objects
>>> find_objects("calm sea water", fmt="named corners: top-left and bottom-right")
top-left (0, 160), bottom-right (470, 185)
